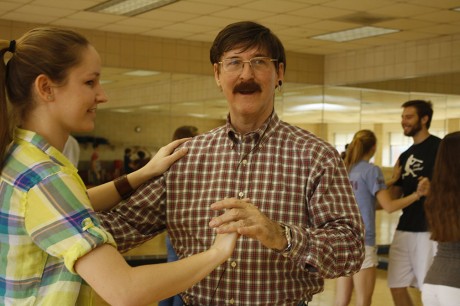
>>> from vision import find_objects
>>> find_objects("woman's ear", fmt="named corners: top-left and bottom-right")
top-left (34, 74), bottom-right (55, 102)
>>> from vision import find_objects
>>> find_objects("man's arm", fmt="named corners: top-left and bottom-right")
top-left (209, 146), bottom-right (365, 278)
top-left (96, 176), bottom-right (167, 253)
top-left (297, 151), bottom-right (365, 278)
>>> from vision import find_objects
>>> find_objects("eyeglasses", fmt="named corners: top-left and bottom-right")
top-left (218, 57), bottom-right (278, 73)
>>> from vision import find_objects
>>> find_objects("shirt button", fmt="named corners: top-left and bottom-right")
top-left (242, 159), bottom-right (247, 165)
top-left (238, 191), bottom-right (244, 198)
top-left (229, 298), bottom-right (235, 304)
top-left (231, 261), bottom-right (237, 268)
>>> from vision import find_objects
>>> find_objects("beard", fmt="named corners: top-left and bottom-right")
top-left (403, 119), bottom-right (422, 137)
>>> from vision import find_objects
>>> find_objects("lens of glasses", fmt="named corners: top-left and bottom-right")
top-left (221, 57), bottom-right (277, 72)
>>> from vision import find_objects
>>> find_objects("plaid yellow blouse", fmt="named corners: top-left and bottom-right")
top-left (0, 128), bottom-right (115, 305)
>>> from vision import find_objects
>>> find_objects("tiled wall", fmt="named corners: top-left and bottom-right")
top-left (325, 33), bottom-right (460, 88)
top-left (5, 19), bottom-right (460, 91)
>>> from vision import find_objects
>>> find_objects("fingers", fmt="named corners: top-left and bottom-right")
top-left (168, 137), bottom-right (192, 148)
top-left (417, 177), bottom-right (431, 196)
top-left (153, 139), bottom-right (189, 163)
top-left (209, 198), bottom-right (253, 229)
top-left (166, 147), bottom-right (188, 162)
top-left (209, 209), bottom-right (243, 230)
top-left (159, 138), bottom-right (191, 155)
top-left (210, 197), bottom-right (251, 210)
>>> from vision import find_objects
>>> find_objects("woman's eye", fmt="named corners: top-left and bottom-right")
top-left (86, 80), bottom-right (95, 86)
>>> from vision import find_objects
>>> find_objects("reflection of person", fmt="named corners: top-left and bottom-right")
top-left (388, 100), bottom-right (441, 306)
top-left (340, 143), bottom-right (349, 159)
top-left (421, 131), bottom-right (460, 306)
top-left (160, 125), bottom-right (199, 306)
top-left (99, 21), bottom-right (364, 305)
top-left (134, 150), bottom-right (149, 170)
top-left (123, 148), bottom-right (134, 174)
top-left (62, 135), bottom-right (80, 167)
top-left (0, 27), bottom-right (237, 305)
top-left (335, 130), bottom-right (427, 306)
top-left (89, 142), bottom-right (102, 185)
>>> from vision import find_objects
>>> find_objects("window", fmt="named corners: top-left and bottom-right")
top-left (334, 133), bottom-right (354, 156)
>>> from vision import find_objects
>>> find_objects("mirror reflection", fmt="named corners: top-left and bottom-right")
top-left (73, 67), bottom-right (460, 184)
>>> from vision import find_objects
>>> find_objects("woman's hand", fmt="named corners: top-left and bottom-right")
top-left (136, 138), bottom-right (190, 180)
top-left (210, 232), bottom-right (239, 261)
top-left (417, 177), bottom-right (430, 197)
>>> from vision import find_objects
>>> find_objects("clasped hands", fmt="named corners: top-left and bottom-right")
top-left (416, 176), bottom-right (430, 197)
top-left (209, 198), bottom-right (288, 251)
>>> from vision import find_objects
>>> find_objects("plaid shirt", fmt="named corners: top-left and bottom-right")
top-left (100, 112), bottom-right (364, 305)
top-left (0, 128), bottom-right (115, 305)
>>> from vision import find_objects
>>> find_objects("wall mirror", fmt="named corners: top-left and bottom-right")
top-left (78, 67), bottom-right (459, 172)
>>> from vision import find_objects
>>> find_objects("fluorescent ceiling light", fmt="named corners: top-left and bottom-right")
top-left (110, 108), bottom-right (134, 113)
top-left (288, 103), bottom-right (348, 112)
top-left (87, 0), bottom-right (177, 16)
top-left (124, 70), bottom-right (160, 76)
top-left (311, 26), bottom-right (399, 42)
top-left (453, 7), bottom-right (460, 12)
top-left (139, 105), bottom-right (161, 110)
top-left (187, 113), bottom-right (208, 118)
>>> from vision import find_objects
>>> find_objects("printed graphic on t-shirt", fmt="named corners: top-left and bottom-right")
top-left (402, 154), bottom-right (423, 178)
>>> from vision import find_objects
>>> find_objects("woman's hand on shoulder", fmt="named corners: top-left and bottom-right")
top-left (137, 138), bottom-right (190, 179)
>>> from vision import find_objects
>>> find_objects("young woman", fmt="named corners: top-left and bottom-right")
top-left (422, 131), bottom-right (460, 306)
top-left (334, 129), bottom-right (425, 306)
top-left (0, 27), bottom-right (238, 306)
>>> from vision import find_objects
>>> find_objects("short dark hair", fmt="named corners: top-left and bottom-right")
top-left (210, 21), bottom-right (286, 73)
top-left (402, 99), bottom-right (434, 129)
top-left (172, 126), bottom-right (198, 140)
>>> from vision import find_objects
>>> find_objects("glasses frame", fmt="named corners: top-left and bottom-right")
top-left (218, 56), bottom-right (278, 73)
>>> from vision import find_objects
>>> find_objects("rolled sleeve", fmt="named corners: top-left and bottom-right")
top-left (25, 172), bottom-right (116, 274)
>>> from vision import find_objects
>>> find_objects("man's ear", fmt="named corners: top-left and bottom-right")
top-left (421, 114), bottom-right (429, 126)
top-left (213, 63), bottom-right (221, 88)
top-left (34, 74), bottom-right (55, 102)
top-left (277, 62), bottom-right (285, 84)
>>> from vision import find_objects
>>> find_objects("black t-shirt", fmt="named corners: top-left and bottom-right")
top-left (395, 135), bottom-right (441, 232)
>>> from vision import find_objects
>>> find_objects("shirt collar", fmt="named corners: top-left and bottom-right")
top-left (225, 111), bottom-right (280, 144)
top-left (14, 128), bottom-right (76, 169)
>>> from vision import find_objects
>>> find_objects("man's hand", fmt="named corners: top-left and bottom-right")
top-left (209, 198), bottom-right (287, 250)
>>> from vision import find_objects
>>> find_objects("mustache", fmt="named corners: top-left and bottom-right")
top-left (233, 81), bottom-right (262, 93)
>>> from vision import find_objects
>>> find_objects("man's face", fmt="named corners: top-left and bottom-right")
top-left (401, 106), bottom-right (423, 137)
top-left (213, 46), bottom-right (284, 126)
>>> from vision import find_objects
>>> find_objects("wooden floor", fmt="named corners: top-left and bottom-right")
top-left (94, 210), bottom-right (423, 306)
top-left (309, 210), bottom-right (422, 306)
top-left (310, 269), bottom-right (422, 306)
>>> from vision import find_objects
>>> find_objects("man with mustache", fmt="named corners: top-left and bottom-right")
top-left (388, 100), bottom-right (441, 306)
top-left (99, 21), bottom-right (365, 305)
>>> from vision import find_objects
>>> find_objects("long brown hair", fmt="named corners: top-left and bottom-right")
top-left (344, 129), bottom-right (376, 172)
top-left (0, 27), bottom-right (89, 170)
top-left (424, 131), bottom-right (460, 242)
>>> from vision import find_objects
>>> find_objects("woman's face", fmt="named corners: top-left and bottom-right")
top-left (52, 45), bottom-right (107, 133)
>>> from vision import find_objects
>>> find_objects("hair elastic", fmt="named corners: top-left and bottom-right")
top-left (8, 40), bottom-right (16, 53)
